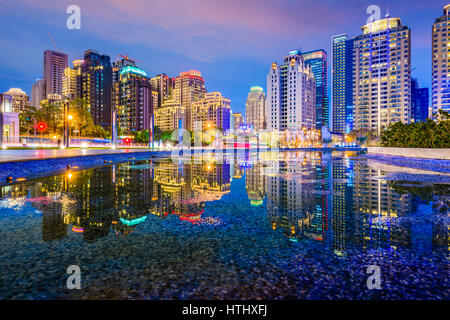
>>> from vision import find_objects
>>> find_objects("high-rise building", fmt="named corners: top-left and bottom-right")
top-left (411, 78), bottom-right (429, 122)
top-left (31, 79), bottom-right (45, 108)
top-left (154, 99), bottom-right (184, 132)
top-left (232, 112), bottom-right (244, 131)
top-left (353, 15), bottom-right (411, 134)
top-left (267, 50), bottom-right (316, 132)
top-left (431, 5), bottom-right (450, 116)
top-left (150, 73), bottom-right (175, 109)
top-left (245, 86), bottom-right (266, 131)
top-left (62, 65), bottom-right (78, 99)
top-left (43, 50), bottom-right (68, 99)
top-left (79, 50), bottom-right (113, 128)
top-left (112, 56), bottom-right (137, 82)
top-left (173, 70), bottom-right (207, 130)
top-left (302, 50), bottom-right (329, 129)
top-left (4, 88), bottom-right (30, 113)
top-left (112, 65), bottom-right (153, 134)
top-left (332, 34), bottom-right (354, 134)
top-left (191, 92), bottom-right (231, 131)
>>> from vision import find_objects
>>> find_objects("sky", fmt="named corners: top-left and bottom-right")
top-left (0, 0), bottom-right (446, 114)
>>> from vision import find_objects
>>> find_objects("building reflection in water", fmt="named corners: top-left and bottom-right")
top-left (0, 153), bottom-right (447, 253)
top-left (244, 152), bottom-right (447, 255)
top-left (0, 159), bottom-right (231, 242)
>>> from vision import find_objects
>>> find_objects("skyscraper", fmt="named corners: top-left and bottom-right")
top-left (245, 86), bottom-right (266, 131)
top-left (267, 50), bottom-right (316, 132)
top-left (79, 50), bottom-right (113, 128)
top-left (43, 50), bottom-right (68, 99)
top-left (332, 34), bottom-right (354, 134)
top-left (62, 64), bottom-right (78, 99)
top-left (431, 5), bottom-right (450, 116)
top-left (353, 15), bottom-right (411, 134)
top-left (173, 70), bottom-right (207, 130)
top-left (4, 88), bottom-right (30, 113)
top-left (411, 78), bottom-right (429, 122)
top-left (31, 79), bottom-right (45, 108)
top-left (112, 64), bottom-right (153, 134)
top-left (302, 50), bottom-right (329, 129)
top-left (150, 73), bottom-right (175, 109)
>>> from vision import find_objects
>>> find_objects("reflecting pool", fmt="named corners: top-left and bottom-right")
top-left (0, 151), bottom-right (448, 299)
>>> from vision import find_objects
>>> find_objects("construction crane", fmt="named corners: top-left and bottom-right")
top-left (117, 54), bottom-right (141, 63)
top-left (47, 30), bottom-right (62, 52)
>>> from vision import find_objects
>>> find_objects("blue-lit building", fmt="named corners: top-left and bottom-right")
top-left (302, 50), bottom-right (329, 130)
top-left (112, 59), bottom-right (153, 134)
top-left (331, 34), bottom-right (354, 134)
top-left (411, 78), bottom-right (429, 122)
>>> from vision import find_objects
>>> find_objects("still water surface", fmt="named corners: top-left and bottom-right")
top-left (0, 152), bottom-right (448, 299)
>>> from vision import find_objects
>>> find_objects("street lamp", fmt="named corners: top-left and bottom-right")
top-left (66, 114), bottom-right (73, 148)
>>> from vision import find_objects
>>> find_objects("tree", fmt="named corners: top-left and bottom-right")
top-left (34, 101), bottom-right (63, 136)
top-left (380, 117), bottom-right (450, 148)
top-left (19, 105), bottom-right (38, 135)
top-left (154, 126), bottom-right (162, 141)
top-left (131, 130), bottom-right (149, 144)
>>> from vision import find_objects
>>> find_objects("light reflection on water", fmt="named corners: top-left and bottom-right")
top-left (0, 151), bottom-right (448, 299)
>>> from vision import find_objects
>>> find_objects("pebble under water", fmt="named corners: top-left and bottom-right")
top-left (0, 151), bottom-right (448, 299)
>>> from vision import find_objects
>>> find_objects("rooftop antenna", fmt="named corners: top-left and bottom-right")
top-left (47, 30), bottom-right (61, 52)
top-left (385, 8), bottom-right (390, 18)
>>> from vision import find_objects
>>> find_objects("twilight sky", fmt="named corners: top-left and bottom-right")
top-left (0, 0), bottom-right (445, 114)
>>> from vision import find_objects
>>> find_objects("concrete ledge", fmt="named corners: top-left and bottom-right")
top-left (367, 147), bottom-right (450, 160)
top-left (0, 151), bottom-right (172, 184)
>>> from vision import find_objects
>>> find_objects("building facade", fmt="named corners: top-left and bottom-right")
top-left (173, 70), bottom-right (207, 130)
top-left (112, 65), bottom-right (153, 134)
top-left (78, 50), bottom-right (113, 128)
top-left (191, 92), bottom-right (231, 131)
top-left (332, 34), bottom-right (354, 134)
top-left (245, 86), bottom-right (266, 131)
top-left (267, 50), bottom-right (316, 132)
top-left (431, 5), bottom-right (450, 116)
top-left (232, 112), bottom-right (244, 131)
top-left (43, 50), bottom-right (68, 99)
top-left (411, 78), bottom-right (429, 122)
top-left (353, 16), bottom-right (411, 134)
top-left (0, 94), bottom-right (19, 144)
top-left (4, 88), bottom-right (30, 113)
top-left (150, 73), bottom-right (175, 109)
top-left (31, 79), bottom-right (45, 108)
top-left (302, 50), bottom-right (329, 130)
top-left (154, 99), bottom-right (184, 132)
top-left (62, 65), bottom-right (78, 99)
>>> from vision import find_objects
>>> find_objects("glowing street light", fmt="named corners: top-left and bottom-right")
top-left (66, 113), bottom-right (74, 148)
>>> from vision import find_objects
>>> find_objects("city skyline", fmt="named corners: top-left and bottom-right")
top-left (0, 0), bottom-right (442, 115)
